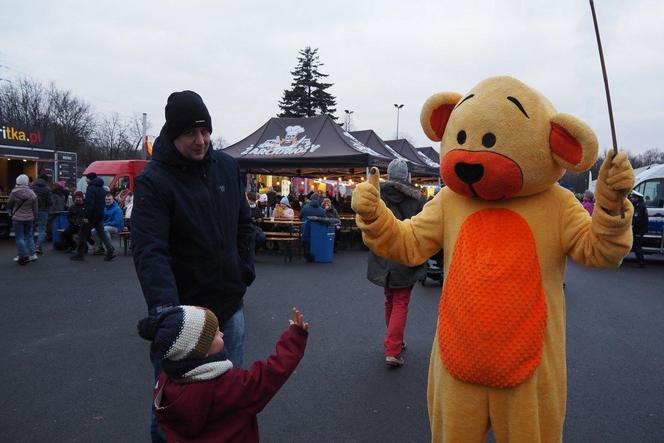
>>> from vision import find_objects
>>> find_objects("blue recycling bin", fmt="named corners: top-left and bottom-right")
top-left (305, 217), bottom-right (339, 263)
top-left (51, 211), bottom-right (70, 247)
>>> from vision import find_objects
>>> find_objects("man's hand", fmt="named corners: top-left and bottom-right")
top-left (288, 307), bottom-right (309, 332)
top-left (351, 167), bottom-right (381, 221)
top-left (595, 152), bottom-right (634, 216)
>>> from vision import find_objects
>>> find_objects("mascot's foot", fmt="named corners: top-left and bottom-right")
top-left (385, 355), bottom-right (404, 367)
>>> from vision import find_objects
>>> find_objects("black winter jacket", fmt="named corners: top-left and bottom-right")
top-left (84, 177), bottom-right (107, 222)
top-left (632, 200), bottom-right (649, 235)
top-left (367, 181), bottom-right (426, 289)
top-left (131, 127), bottom-right (255, 325)
top-left (31, 178), bottom-right (52, 212)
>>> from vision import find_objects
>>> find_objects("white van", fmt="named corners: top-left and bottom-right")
top-left (632, 164), bottom-right (664, 254)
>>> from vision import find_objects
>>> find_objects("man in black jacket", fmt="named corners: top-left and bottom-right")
top-left (132, 91), bottom-right (255, 363)
top-left (71, 172), bottom-right (116, 261)
top-left (366, 159), bottom-right (426, 367)
top-left (132, 91), bottom-right (255, 443)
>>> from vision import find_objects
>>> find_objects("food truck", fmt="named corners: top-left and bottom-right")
top-left (0, 123), bottom-right (77, 238)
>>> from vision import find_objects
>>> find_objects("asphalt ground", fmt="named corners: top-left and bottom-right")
top-left (1, 239), bottom-right (662, 443)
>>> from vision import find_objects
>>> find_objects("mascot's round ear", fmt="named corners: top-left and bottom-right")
top-left (420, 92), bottom-right (463, 142)
top-left (549, 113), bottom-right (598, 172)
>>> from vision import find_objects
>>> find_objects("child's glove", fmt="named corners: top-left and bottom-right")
top-left (351, 168), bottom-right (381, 221)
top-left (594, 152), bottom-right (634, 214)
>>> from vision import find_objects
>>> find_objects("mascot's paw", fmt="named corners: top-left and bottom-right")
top-left (351, 181), bottom-right (381, 221)
top-left (595, 152), bottom-right (634, 212)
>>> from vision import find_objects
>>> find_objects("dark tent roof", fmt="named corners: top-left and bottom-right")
top-left (384, 139), bottom-right (438, 176)
top-left (349, 130), bottom-right (410, 163)
top-left (223, 115), bottom-right (390, 175)
top-left (416, 146), bottom-right (440, 168)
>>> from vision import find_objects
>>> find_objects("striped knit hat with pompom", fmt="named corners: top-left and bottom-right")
top-left (137, 306), bottom-right (219, 362)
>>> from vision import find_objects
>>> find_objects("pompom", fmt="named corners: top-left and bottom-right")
top-left (137, 315), bottom-right (159, 341)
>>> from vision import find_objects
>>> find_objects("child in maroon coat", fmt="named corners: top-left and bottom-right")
top-left (138, 305), bottom-right (309, 442)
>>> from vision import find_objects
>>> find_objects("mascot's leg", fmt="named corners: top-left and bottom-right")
top-left (427, 342), bottom-right (489, 443)
top-left (487, 356), bottom-right (565, 443)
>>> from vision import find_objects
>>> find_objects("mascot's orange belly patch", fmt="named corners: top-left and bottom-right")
top-left (439, 208), bottom-right (547, 388)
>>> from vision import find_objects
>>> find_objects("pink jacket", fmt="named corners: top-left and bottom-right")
top-left (8, 186), bottom-right (38, 222)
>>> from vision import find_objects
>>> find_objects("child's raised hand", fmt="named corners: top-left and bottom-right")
top-left (289, 307), bottom-right (309, 332)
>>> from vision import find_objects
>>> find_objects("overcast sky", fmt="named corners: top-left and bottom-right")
top-left (2, 0), bottom-right (662, 154)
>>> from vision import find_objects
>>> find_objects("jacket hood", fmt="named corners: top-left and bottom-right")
top-left (106, 200), bottom-right (119, 209)
top-left (11, 186), bottom-right (35, 199)
top-left (157, 380), bottom-right (215, 438)
top-left (88, 177), bottom-right (105, 187)
top-left (380, 181), bottom-right (422, 203)
top-left (152, 125), bottom-right (211, 167)
top-left (33, 178), bottom-right (48, 188)
top-left (308, 195), bottom-right (321, 208)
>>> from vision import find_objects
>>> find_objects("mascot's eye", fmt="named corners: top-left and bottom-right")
top-left (457, 130), bottom-right (467, 145)
top-left (482, 132), bottom-right (496, 148)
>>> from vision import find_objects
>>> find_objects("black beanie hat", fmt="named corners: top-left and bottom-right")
top-left (164, 90), bottom-right (213, 141)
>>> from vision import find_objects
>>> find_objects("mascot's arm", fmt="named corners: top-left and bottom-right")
top-left (561, 153), bottom-right (634, 267)
top-left (355, 188), bottom-right (444, 266)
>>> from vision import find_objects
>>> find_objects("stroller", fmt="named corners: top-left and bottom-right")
top-left (420, 251), bottom-right (443, 286)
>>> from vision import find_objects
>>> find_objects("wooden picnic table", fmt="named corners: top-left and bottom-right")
top-left (259, 218), bottom-right (303, 226)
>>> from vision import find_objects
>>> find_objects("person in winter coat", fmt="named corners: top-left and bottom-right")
top-left (322, 198), bottom-right (339, 219)
top-left (299, 194), bottom-right (326, 221)
top-left (582, 190), bottom-right (595, 215)
top-left (31, 174), bottom-right (52, 254)
top-left (131, 91), bottom-right (255, 442)
top-left (50, 182), bottom-right (69, 250)
top-left (366, 159), bottom-right (426, 367)
top-left (91, 192), bottom-right (125, 254)
top-left (138, 306), bottom-right (308, 443)
top-left (70, 172), bottom-right (116, 261)
top-left (273, 196), bottom-right (294, 219)
top-left (7, 174), bottom-right (38, 265)
top-left (62, 191), bottom-right (85, 252)
top-left (629, 190), bottom-right (649, 267)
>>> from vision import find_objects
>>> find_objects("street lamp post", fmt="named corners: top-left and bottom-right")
top-left (344, 109), bottom-right (354, 132)
top-left (394, 104), bottom-right (404, 138)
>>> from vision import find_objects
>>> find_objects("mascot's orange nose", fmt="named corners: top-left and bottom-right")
top-left (442, 150), bottom-right (523, 200)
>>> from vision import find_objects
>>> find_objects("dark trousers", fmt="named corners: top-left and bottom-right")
top-left (633, 234), bottom-right (645, 265)
top-left (77, 220), bottom-right (114, 255)
top-left (62, 225), bottom-right (80, 249)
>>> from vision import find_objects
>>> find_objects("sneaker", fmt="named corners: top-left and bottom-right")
top-left (104, 250), bottom-right (117, 261)
top-left (12, 256), bottom-right (19, 262)
top-left (29, 254), bottom-right (38, 262)
top-left (35, 245), bottom-right (43, 255)
top-left (17, 256), bottom-right (29, 265)
top-left (385, 355), bottom-right (405, 367)
top-left (70, 254), bottom-right (84, 261)
top-left (93, 248), bottom-right (106, 256)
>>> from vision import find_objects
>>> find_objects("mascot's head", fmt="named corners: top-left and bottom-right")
top-left (420, 76), bottom-right (598, 200)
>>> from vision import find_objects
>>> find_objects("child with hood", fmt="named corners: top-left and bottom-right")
top-left (138, 306), bottom-right (308, 442)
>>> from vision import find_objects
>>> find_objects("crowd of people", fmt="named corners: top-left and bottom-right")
top-left (5, 171), bottom-right (133, 265)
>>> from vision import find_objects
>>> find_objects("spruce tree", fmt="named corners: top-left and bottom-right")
top-left (278, 47), bottom-right (337, 120)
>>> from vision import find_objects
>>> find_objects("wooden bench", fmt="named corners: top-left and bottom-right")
top-left (263, 231), bottom-right (300, 263)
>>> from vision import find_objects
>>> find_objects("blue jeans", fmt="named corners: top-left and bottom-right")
top-left (14, 220), bottom-right (35, 258)
top-left (221, 308), bottom-right (246, 369)
top-left (36, 211), bottom-right (48, 246)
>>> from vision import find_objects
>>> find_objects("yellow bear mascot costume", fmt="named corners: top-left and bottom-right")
top-left (352, 76), bottom-right (634, 442)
